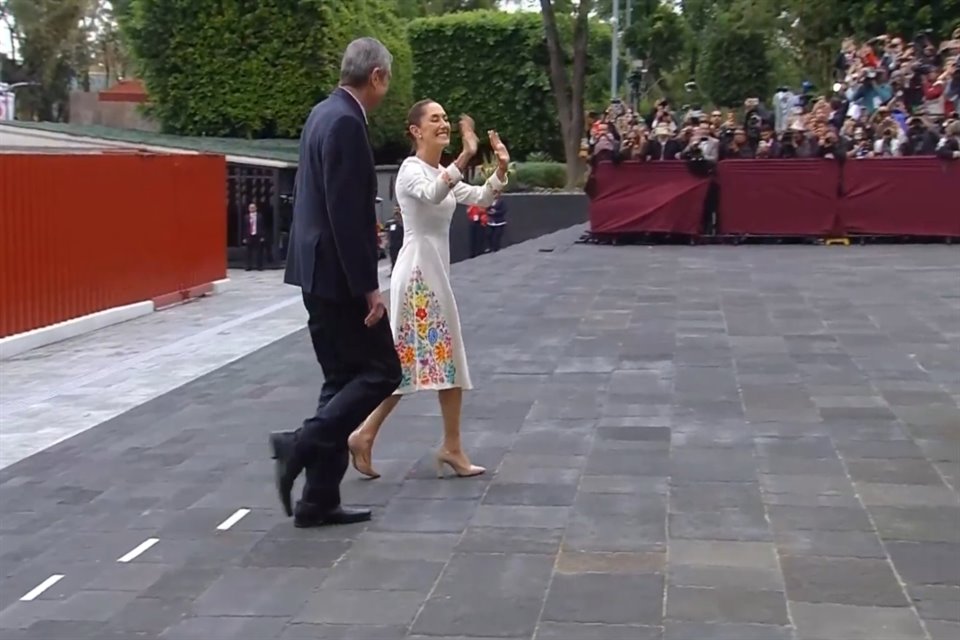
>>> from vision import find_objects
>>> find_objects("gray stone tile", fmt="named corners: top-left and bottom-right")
top-left (669, 509), bottom-right (772, 541)
top-left (159, 615), bottom-right (286, 639)
top-left (664, 622), bottom-right (794, 640)
top-left (281, 624), bottom-right (409, 639)
top-left (670, 483), bottom-right (764, 513)
top-left (666, 586), bottom-right (788, 624)
top-left (856, 483), bottom-right (960, 507)
top-left (870, 507), bottom-right (960, 543)
top-left (483, 483), bottom-right (578, 506)
top-left (411, 553), bottom-right (554, 637)
top-left (926, 619), bottom-right (960, 640)
top-left (45, 590), bottom-right (138, 622)
top-left (542, 573), bottom-right (664, 625)
top-left (668, 540), bottom-right (779, 569)
top-left (536, 622), bottom-right (663, 640)
top-left (781, 556), bottom-right (909, 607)
top-left (886, 541), bottom-right (960, 586)
top-left (669, 565), bottom-right (785, 590)
top-left (348, 532), bottom-right (459, 562)
top-left (556, 551), bottom-right (665, 575)
top-left (193, 567), bottom-right (321, 616)
top-left (322, 557), bottom-right (444, 592)
top-left (846, 459), bottom-right (944, 485)
top-left (908, 585), bottom-right (960, 621)
top-left (471, 505), bottom-right (571, 529)
top-left (767, 505), bottom-right (873, 532)
top-left (242, 536), bottom-right (350, 568)
top-left (790, 602), bottom-right (926, 640)
top-left (372, 499), bottom-right (477, 533)
top-left (456, 526), bottom-right (563, 555)
top-left (293, 590), bottom-right (424, 625)
top-left (774, 530), bottom-right (886, 558)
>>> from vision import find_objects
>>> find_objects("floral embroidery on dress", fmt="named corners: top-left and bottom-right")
top-left (396, 267), bottom-right (456, 390)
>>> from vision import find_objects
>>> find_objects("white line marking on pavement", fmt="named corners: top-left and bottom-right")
top-left (216, 508), bottom-right (251, 531)
top-left (117, 538), bottom-right (159, 563)
top-left (20, 574), bottom-right (64, 601)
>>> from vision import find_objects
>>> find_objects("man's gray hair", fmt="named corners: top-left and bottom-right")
top-left (340, 37), bottom-right (392, 87)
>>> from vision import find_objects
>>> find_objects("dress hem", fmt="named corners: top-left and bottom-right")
top-left (393, 382), bottom-right (472, 396)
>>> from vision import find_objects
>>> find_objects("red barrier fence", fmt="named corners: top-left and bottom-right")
top-left (589, 158), bottom-right (960, 238)
top-left (588, 162), bottom-right (710, 235)
top-left (0, 152), bottom-right (226, 338)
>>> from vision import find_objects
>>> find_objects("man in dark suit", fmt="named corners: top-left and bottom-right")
top-left (270, 38), bottom-right (402, 528)
top-left (242, 202), bottom-right (266, 271)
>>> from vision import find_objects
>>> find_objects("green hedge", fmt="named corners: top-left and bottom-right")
top-left (125, 0), bottom-right (412, 150)
top-left (471, 161), bottom-right (567, 191)
top-left (408, 11), bottom-right (610, 161)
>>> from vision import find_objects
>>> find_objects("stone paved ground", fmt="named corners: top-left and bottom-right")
top-left (0, 230), bottom-right (958, 640)
top-left (0, 265), bottom-right (391, 470)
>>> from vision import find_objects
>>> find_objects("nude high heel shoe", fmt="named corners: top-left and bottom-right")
top-left (347, 432), bottom-right (380, 479)
top-left (435, 450), bottom-right (485, 478)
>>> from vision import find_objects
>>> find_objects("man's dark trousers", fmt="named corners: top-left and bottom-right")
top-left (297, 292), bottom-right (401, 509)
top-left (246, 237), bottom-right (266, 270)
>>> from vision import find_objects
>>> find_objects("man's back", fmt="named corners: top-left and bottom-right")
top-left (284, 89), bottom-right (379, 299)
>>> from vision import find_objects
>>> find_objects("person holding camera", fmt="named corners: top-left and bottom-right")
top-left (682, 124), bottom-right (719, 163)
top-left (873, 126), bottom-right (902, 156)
top-left (646, 124), bottom-right (682, 161)
top-left (935, 120), bottom-right (960, 159)
top-left (902, 115), bottom-right (940, 155)
top-left (722, 127), bottom-right (756, 159)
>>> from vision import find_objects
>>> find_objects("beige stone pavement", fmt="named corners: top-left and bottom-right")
top-left (0, 264), bottom-right (392, 470)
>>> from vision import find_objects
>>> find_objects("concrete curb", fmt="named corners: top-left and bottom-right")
top-left (0, 278), bottom-right (231, 360)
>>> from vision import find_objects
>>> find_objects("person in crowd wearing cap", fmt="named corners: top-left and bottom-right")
top-left (645, 123), bottom-right (682, 161)
top-left (902, 114), bottom-right (940, 155)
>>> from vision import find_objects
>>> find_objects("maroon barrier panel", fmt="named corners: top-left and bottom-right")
top-left (716, 160), bottom-right (843, 236)
top-left (841, 158), bottom-right (960, 237)
top-left (588, 162), bottom-right (710, 235)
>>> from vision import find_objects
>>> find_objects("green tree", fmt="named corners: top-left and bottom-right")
top-left (698, 8), bottom-right (774, 106)
top-left (408, 9), bottom-right (608, 164)
top-left (125, 0), bottom-right (413, 151)
top-left (622, 2), bottom-right (690, 79)
top-left (394, 0), bottom-right (497, 18)
top-left (541, 0), bottom-right (592, 187)
top-left (6, 0), bottom-right (86, 120)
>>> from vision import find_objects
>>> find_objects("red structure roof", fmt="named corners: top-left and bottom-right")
top-left (98, 79), bottom-right (148, 104)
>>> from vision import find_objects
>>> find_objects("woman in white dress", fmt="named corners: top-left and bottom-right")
top-left (347, 99), bottom-right (510, 479)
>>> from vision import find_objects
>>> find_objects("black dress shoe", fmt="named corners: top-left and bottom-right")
top-left (294, 505), bottom-right (372, 528)
top-left (269, 431), bottom-right (301, 517)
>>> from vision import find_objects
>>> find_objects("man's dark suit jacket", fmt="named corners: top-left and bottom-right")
top-left (284, 88), bottom-right (379, 299)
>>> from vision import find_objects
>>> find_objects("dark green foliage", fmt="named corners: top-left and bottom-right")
top-left (512, 161), bottom-right (568, 190)
top-left (407, 10), bottom-right (608, 160)
top-left (125, 0), bottom-right (412, 150)
top-left (698, 13), bottom-right (774, 107)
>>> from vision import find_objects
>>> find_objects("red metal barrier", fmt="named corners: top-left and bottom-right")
top-left (589, 158), bottom-right (960, 239)
top-left (0, 152), bottom-right (226, 338)
top-left (588, 162), bottom-right (710, 235)
top-left (717, 159), bottom-right (844, 236)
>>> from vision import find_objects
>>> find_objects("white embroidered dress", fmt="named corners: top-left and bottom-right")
top-left (390, 156), bottom-right (506, 394)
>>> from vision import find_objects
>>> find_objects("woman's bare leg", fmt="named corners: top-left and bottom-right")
top-left (348, 395), bottom-right (401, 478)
top-left (436, 388), bottom-right (484, 477)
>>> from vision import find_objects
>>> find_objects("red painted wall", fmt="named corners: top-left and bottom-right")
top-left (0, 152), bottom-right (226, 338)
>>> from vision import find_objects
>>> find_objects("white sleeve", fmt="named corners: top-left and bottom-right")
top-left (395, 160), bottom-right (458, 205)
top-left (451, 167), bottom-right (508, 207)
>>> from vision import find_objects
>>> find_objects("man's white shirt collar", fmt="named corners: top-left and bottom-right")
top-left (342, 87), bottom-right (368, 123)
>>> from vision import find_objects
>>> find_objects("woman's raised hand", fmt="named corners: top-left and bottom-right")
top-left (488, 130), bottom-right (510, 170)
top-left (459, 115), bottom-right (479, 157)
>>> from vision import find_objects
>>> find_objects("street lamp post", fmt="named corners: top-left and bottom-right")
top-left (610, 0), bottom-right (619, 100)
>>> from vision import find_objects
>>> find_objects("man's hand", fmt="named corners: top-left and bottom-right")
top-left (364, 290), bottom-right (387, 327)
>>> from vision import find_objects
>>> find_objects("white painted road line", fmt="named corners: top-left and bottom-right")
top-left (216, 508), bottom-right (251, 531)
top-left (20, 574), bottom-right (64, 601)
top-left (117, 538), bottom-right (159, 563)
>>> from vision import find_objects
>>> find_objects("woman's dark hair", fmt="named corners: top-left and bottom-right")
top-left (406, 99), bottom-right (436, 147)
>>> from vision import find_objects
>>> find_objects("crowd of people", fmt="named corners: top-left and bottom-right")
top-left (586, 28), bottom-right (960, 163)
